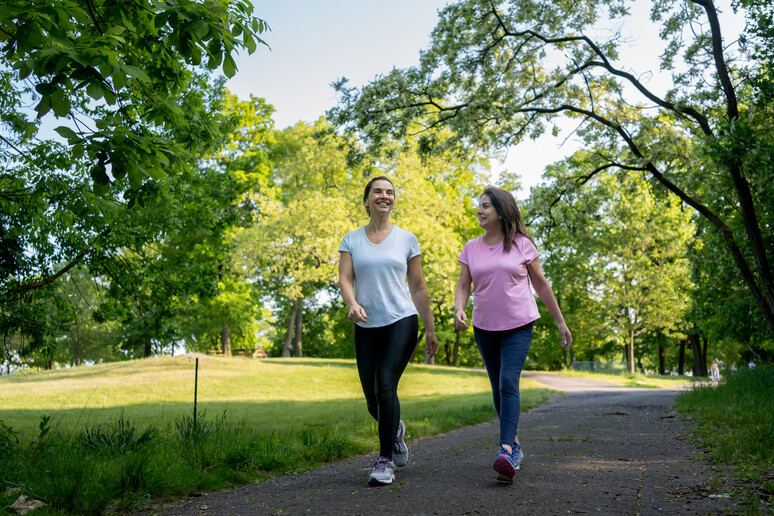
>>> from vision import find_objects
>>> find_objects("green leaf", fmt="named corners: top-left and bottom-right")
top-left (111, 161), bottom-right (127, 180)
top-left (128, 162), bottom-right (143, 189)
top-left (90, 164), bottom-right (110, 185)
top-left (243, 32), bottom-right (256, 54)
top-left (35, 82), bottom-right (55, 95)
top-left (103, 87), bottom-right (116, 105)
top-left (86, 81), bottom-right (104, 100)
top-left (72, 143), bottom-right (85, 159)
top-left (17, 61), bottom-right (32, 80)
top-left (34, 96), bottom-right (51, 118)
top-left (154, 11), bottom-right (170, 30)
top-left (222, 54), bottom-right (236, 78)
top-left (122, 66), bottom-right (150, 82)
top-left (50, 88), bottom-right (70, 117)
top-left (93, 181), bottom-right (110, 196)
top-left (54, 126), bottom-right (79, 141)
top-left (112, 69), bottom-right (127, 90)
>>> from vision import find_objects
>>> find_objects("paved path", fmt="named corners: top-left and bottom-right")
top-left (139, 373), bottom-right (740, 515)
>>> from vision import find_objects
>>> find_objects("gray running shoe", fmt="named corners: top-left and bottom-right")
top-left (367, 456), bottom-right (395, 486)
top-left (393, 420), bottom-right (409, 467)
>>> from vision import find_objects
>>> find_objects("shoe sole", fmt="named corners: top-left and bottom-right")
top-left (496, 473), bottom-right (514, 484)
top-left (493, 455), bottom-right (519, 483)
top-left (367, 474), bottom-right (395, 487)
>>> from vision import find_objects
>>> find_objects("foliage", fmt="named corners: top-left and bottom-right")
top-left (527, 156), bottom-right (694, 373)
top-left (330, 0), bottom-right (774, 347)
top-left (1, 0), bottom-right (268, 362)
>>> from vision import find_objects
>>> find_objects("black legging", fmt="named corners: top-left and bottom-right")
top-left (354, 314), bottom-right (418, 458)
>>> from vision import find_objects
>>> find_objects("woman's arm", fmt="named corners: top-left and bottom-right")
top-left (407, 255), bottom-right (438, 358)
top-left (454, 264), bottom-right (472, 331)
top-left (338, 251), bottom-right (367, 324)
top-left (527, 256), bottom-right (572, 347)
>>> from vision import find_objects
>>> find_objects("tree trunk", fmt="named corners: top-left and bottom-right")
top-left (144, 337), bottom-right (152, 358)
top-left (452, 330), bottom-right (460, 367)
top-left (690, 333), bottom-right (706, 377)
top-left (627, 331), bottom-right (635, 375)
top-left (678, 338), bottom-right (686, 375)
top-left (658, 341), bottom-right (665, 376)
top-left (413, 329), bottom-right (425, 362)
top-left (282, 302), bottom-right (298, 358)
top-left (72, 325), bottom-right (79, 367)
top-left (220, 319), bottom-right (232, 357)
top-left (293, 298), bottom-right (303, 357)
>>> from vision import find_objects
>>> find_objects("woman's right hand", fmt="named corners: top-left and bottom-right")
top-left (348, 304), bottom-right (367, 324)
top-left (454, 310), bottom-right (469, 331)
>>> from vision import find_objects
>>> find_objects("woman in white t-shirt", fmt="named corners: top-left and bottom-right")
top-left (454, 186), bottom-right (572, 484)
top-left (339, 176), bottom-right (438, 487)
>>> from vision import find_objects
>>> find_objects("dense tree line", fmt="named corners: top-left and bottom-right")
top-left (2, 0), bottom-right (772, 374)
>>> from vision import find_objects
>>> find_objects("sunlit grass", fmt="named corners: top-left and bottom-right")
top-left (0, 356), bottom-right (551, 437)
top-left (549, 368), bottom-right (697, 388)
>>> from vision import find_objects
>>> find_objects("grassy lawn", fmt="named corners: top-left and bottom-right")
top-left (548, 368), bottom-right (698, 388)
top-left (0, 356), bottom-right (550, 437)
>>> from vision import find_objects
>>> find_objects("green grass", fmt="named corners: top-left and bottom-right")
top-left (0, 356), bottom-right (543, 437)
top-left (675, 365), bottom-right (774, 514)
top-left (551, 368), bottom-right (697, 388)
top-left (0, 356), bottom-right (554, 515)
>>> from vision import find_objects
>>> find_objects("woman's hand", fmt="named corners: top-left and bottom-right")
top-left (425, 331), bottom-right (439, 358)
top-left (558, 323), bottom-right (572, 348)
top-left (454, 310), bottom-right (469, 331)
top-left (348, 304), bottom-right (367, 324)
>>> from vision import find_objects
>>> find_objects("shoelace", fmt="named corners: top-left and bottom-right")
top-left (374, 457), bottom-right (391, 472)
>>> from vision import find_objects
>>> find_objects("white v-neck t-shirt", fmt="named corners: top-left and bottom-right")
top-left (339, 225), bottom-right (420, 328)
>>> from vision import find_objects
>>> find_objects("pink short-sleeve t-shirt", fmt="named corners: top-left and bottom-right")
top-left (458, 235), bottom-right (540, 331)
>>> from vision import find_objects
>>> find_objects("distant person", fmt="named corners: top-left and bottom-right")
top-left (338, 176), bottom-right (438, 487)
top-left (748, 360), bottom-right (756, 370)
top-left (710, 361), bottom-right (720, 382)
top-left (454, 186), bottom-right (572, 484)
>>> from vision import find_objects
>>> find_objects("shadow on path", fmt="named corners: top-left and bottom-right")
top-left (137, 373), bottom-right (739, 515)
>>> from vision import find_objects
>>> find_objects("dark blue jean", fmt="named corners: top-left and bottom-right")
top-left (474, 322), bottom-right (533, 446)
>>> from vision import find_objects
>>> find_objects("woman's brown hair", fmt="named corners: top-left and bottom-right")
top-left (482, 186), bottom-right (534, 253)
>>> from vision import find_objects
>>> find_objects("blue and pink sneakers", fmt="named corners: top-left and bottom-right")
top-left (493, 443), bottom-right (523, 483)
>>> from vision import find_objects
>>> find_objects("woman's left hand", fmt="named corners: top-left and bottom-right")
top-left (558, 323), bottom-right (572, 348)
top-left (425, 331), bottom-right (439, 358)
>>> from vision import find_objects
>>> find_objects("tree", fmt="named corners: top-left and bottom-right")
top-left (1, 0), bottom-right (267, 361)
top-left (527, 152), bottom-right (694, 374)
top-left (331, 0), bottom-right (774, 344)
top-left (239, 119), bottom-right (356, 358)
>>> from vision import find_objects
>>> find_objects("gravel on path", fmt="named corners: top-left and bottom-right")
top-left (137, 373), bottom-right (740, 515)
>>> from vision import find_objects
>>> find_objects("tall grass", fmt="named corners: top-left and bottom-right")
top-left (0, 357), bottom-right (555, 515)
top-left (675, 365), bottom-right (774, 512)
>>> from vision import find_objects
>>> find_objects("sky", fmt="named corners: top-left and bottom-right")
top-left (225, 1), bottom-right (745, 198)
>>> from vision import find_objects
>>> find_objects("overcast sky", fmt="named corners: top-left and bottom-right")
top-left (226, 1), bottom-right (745, 198)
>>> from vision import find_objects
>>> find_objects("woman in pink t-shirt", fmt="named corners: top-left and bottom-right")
top-left (454, 186), bottom-right (572, 484)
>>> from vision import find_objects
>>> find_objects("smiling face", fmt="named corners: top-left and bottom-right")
top-left (477, 194), bottom-right (500, 231)
top-left (364, 179), bottom-right (395, 217)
